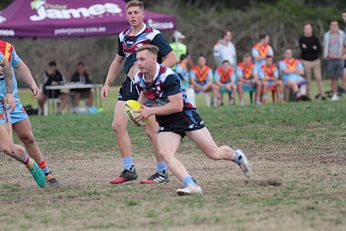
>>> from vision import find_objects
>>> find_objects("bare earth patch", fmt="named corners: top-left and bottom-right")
top-left (0, 139), bottom-right (345, 231)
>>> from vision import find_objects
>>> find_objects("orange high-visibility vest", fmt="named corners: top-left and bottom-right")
top-left (216, 67), bottom-right (234, 83)
top-left (192, 65), bottom-right (211, 83)
top-left (238, 62), bottom-right (255, 79)
top-left (253, 43), bottom-right (270, 58)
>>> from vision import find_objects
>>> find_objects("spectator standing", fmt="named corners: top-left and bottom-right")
top-left (299, 23), bottom-right (326, 100)
top-left (342, 10), bottom-right (346, 93)
top-left (322, 20), bottom-right (346, 101)
top-left (213, 30), bottom-right (237, 68)
top-left (170, 31), bottom-right (188, 62)
top-left (252, 34), bottom-right (274, 72)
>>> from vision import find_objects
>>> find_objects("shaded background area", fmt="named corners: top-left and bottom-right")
top-left (1, 0), bottom-right (346, 86)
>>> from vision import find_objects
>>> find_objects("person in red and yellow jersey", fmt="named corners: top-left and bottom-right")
top-left (252, 34), bottom-right (274, 72)
top-left (236, 54), bottom-right (262, 105)
top-left (214, 60), bottom-right (237, 105)
top-left (258, 56), bottom-right (284, 103)
top-left (0, 40), bottom-right (59, 186)
top-left (190, 56), bottom-right (216, 106)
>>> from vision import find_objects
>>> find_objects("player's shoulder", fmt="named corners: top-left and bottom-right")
top-left (118, 26), bottom-right (131, 41)
top-left (133, 71), bottom-right (144, 84)
top-left (144, 25), bottom-right (161, 40)
top-left (160, 65), bottom-right (178, 83)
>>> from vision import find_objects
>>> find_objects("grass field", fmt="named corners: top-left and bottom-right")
top-left (0, 86), bottom-right (345, 231)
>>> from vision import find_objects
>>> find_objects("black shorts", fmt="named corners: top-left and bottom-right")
top-left (117, 77), bottom-right (140, 101)
top-left (158, 109), bottom-right (205, 138)
top-left (344, 60), bottom-right (346, 68)
top-left (44, 89), bottom-right (60, 98)
top-left (71, 89), bottom-right (91, 98)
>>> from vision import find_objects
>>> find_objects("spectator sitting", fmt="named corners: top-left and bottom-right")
top-left (38, 61), bottom-right (69, 114)
top-left (237, 54), bottom-right (262, 105)
top-left (214, 60), bottom-right (237, 105)
top-left (70, 62), bottom-right (94, 109)
top-left (190, 55), bottom-right (216, 107)
top-left (258, 56), bottom-right (285, 103)
top-left (279, 48), bottom-right (310, 101)
top-left (175, 54), bottom-right (196, 107)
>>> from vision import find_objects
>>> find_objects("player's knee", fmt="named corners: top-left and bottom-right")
top-left (158, 150), bottom-right (172, 162)
top-left (0, 144), bottom-right (14, 156)
top-left (112, 121), bottom-right (126, 133)
top-left (17, 131), bottom-right (35, 145)
top-left (205, 146), bottom-right (222, 160)
top-left (144, 125), bottom-right (155, 137)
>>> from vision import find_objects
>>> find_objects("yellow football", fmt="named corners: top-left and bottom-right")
top-left (124, 100), bottom-right (146, 126)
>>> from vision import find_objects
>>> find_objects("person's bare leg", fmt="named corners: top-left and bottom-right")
top-left (343, 69), bottom-right (346, 93)
top-left (255, 81), bottom-right (262, 104)
top-left (112, 101), bottom-right (131, 157)
top-left (87, 91), bottom-right (94, 107)
top-left (331, 78), bottom-right (337, 95)
top-left (144, 116), bottom-right (164, 162)
top-left (186, 127), bottom-right (236, 161)
top-left (58, 94), bottom-right (69, 113)
top-left (186, 127), bottom-right (252, 177)
top-left (38, 94), bottom-right (47, 113)
top-left (0, 123), bottom-right (46, 188)
top-left (72, 92), bottom-right (80, 107)
top-left (238, 83), bottom-right (244, 105)
top-left (0, 124), bottom-right (25, 161)
top-left (156, 132), bottom-right (185, 180)
top-left (13, 119), bottom-right (43, 163)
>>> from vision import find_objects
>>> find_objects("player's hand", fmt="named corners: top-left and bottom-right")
top-left (5, 93), bottom-right (15, 112)
top-left (135, 106), bottom-right (152, 120)
top-left (101, 85), bottom-right (109, 100)
top-left (30, 84), bottom-right (40, 99)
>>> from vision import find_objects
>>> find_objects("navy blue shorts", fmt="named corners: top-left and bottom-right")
top-left (158, 109), bottom-right (205, 138)
top-left (117, 77), bottom-right (140, 101)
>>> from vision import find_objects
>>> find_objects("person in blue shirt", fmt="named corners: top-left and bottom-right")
top-left (279, 48), bottom-right (310, 101)
top-left (0, 53), bottom-right (46, 188)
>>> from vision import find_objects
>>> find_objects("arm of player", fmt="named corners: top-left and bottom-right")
top-left (162, 51), bottom-right (178, 68)
top-left (138, 93), bottom-right (183, 119)
top-left (0, 58), bottom-right (15, 111)
top-left (101, 55), bottom-right (125, 99)
top-left (14, 62), bottom-right (39, 99)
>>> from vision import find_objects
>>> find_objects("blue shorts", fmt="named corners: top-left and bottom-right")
top-left (220, 85), bottom-right (231, 94)
top-left (242, 82), bottom-right (256, 92)
top-left (0, 101), bottom-right (11, 125)
top-left (10, 101), bottom-right (28, 124)
top-left (267, 80), bottom-right (274, 87)
top-left (283, 75), bottom-right (304, 85)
